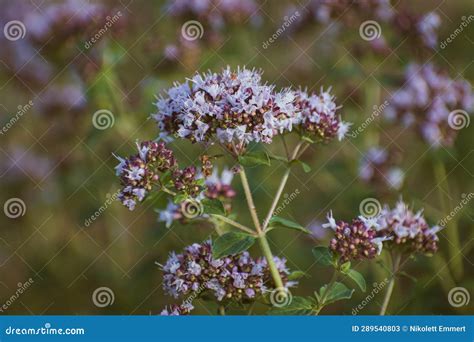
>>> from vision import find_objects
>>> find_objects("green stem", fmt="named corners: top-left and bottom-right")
top-left (433, 157), bottom-right (463, 280)
top-left (262, 141), bottom-right (304, 231)
top-left (218, 305), bottom-right (226, 316)
top-left (210, 215), bottom-right (256, 235)
top-left (257, 235), bottom-right (285, 289)
top-left (379, 252), bottom-right (401, 315)
top-left (239, 168), bottom-right (285, 290)
top-left (239, 169), bottom-right (264, 234)
top-left (313, 270), bottom-right (338, 315)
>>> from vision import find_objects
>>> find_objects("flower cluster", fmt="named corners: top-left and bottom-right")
top-left (375, 201), bottom-right (441, 255)
top-left (290, 1), bottom-right (440, 50)
top-left (115, 141), bottom-right (182, 210)
top-left (0, 1), bottom-right (123, 115)
top-left (166, 0), bottom-right (260, 30)
top-left (301, 0), bottom-right (394, 25)
top-left (153, 67), bottom-right (349, 153)
top-left (384, 63), bottom-right (473, 147)
top-left (393, 10), bottom-right (441, 49)
top-left (322, 212), bottom-right (386, 263)
top-left (204, 167), bottom-right (236, 201)
top-left (160, 303), bottom-right (194, 316)
top-left (292, 88), bottom-right (349, 142)
top-left (157, 167), bottom-right (237, 227)
top-left (24, 0), bottom-right (107, 46)
top-left (160, 241), bottom-right (295, 304)
top-left (359, 146), bottom-right (404, 190)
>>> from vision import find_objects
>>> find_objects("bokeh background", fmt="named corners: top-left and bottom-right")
top-left (0, 0), bottom-right (473, 315)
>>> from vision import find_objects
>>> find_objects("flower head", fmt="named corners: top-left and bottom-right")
top-left (153, 67), bottom-right (347, 154)
top-left (292, 88), bottom-right (348, 143)
top-left (375, 200), bottom-right (441, 255)
top-left (323, 212), bottom-right (381, 263)
top-left (115, 141), bottom-right (177, 210)
top-left (384, 63), bottom-right (473, 147)
top-left (160, 240), bottom-right (294, 304)
top-left (160, 303), bottom-right (194, 316)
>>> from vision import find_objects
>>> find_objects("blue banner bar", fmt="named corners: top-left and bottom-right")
top-left (0, 316), bottom-right (472, 341)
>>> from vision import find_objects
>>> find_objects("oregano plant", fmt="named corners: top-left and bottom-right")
top-left (113, 66), bottom-right (447, 315)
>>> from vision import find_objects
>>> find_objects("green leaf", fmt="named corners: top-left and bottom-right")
top-left (301, 135), bottom-right (315, 144)
top-left (345, 269), bottom-right (366, 292)
top-left (290, 159), bottom-right (312, 173)
top-left (173, 193), bottom-right (187, 204)
top-left (340, 261), bottom-right (351, 273)
top-left (320, 282), bottom-right (354, 305)
top-left (312, 246), bottom-right (334, 266)
top-left (268, 216), bottom-right (310, 234)
top-left (287, 270), bottom-right (308, 281)
top-left (313, 290), bottom-right (321, 304)
top-left (238, 151), bottom-right (271, 167)
top-left (195, 178), bottom-right (206, 186)
top-left (267, 296), bottom-right (314, 315)
top-left (269, 154), bottom-right (288, 163)
top-left (212, 232), bottom-right (256, 259)
top-left (202, 198), bottom-right (225, 215)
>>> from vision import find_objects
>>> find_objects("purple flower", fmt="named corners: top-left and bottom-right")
top-left (385, 64), bottom-right (473, 146)
top-left (160, 241), bottom-right (294, 304)
top-left (152, 67), bottom-right (348, 154)
top-left (115, 141), bottom-right (177, 210)
top-left (160, 303), bottom-right (194, 316)
top-left (375, 200), bottom-right (441, 255)
top-left (359, 146), bottom-right (404, 190)
top-left (322, 212), bottom-right (380, 263)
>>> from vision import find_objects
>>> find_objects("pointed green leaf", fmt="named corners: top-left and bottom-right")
top-left (202, 198), bottom-right (225, 215)
top-left (301, 135), bottom-right (315, 144)
top-left (345, 269), bottom-right (366, 292)
top-left (269, 154), bottom-right (288, 162)
top-left (290, 159), bottom-right (312, 173)
top-left (312, 246), bottom-right (334, 266)
top-left (288, 270), bottom-right (308, 281)
top-left (340, 261), bottom-right (351, 273)
top-left (268, 216), bottom-right (310, 234)
top-left (238, 151), bottom-right (271, 167)
top-left (173, 193), bottom-right (187, 204)
top-left (212, 232), bottom-right (256, 259)
top-left (320, 282), bottom-right (354, 305)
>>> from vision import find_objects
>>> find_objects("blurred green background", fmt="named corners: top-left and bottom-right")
top-left (0, 0), bottom-right (472, 315)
